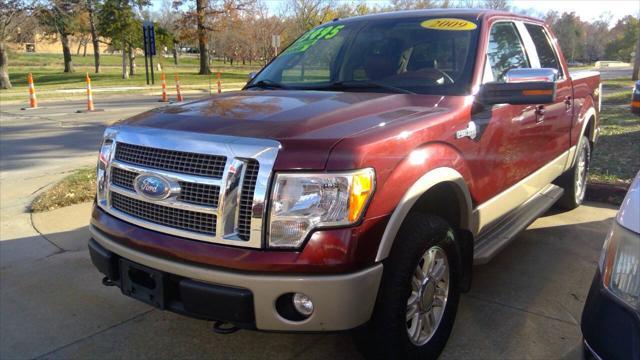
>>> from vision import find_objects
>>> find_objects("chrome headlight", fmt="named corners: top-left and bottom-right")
top-left (268, 168), bottom-right (375, 248)
top-left (599, 221), bottom-right (640, 310)
top-left (96, 137), bottom-right (115, 206)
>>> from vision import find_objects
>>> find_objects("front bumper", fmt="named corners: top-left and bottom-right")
top-left (581, 270), bottom-right (640, 360)
top-left (89, 225), bottom-right (383, 331)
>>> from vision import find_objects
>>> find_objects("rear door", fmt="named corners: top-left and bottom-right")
top-left (520, 22), bottom-right (573, 167)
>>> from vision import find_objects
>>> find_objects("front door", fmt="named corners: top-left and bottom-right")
top-left (470, 20), bottom-right (540, 199)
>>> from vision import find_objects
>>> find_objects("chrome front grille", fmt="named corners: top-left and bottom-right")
top-left (238, 160), bottom-right (259, 240)
top-left (111, 166), bottom-right (137, 189)
top-left (111, 167), bottom-right (220, 207)
top-left (111, 192), bottom-right (216, 235)
top-left (115, 142), bottom-right (227, 178)
top-left (96, 126), bottom-right (280, 249)
top-left (178, 182), bottom-right (220, 207)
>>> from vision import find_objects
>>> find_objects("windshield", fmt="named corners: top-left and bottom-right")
top-left (250, 16), bottom-right (480, 95)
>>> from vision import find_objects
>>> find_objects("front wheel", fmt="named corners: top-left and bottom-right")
top-left (355, 214), bottom-right (460, 359)
top-left (557, 136), bottom-right (591, 210)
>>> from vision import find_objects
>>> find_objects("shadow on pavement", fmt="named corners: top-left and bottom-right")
top-left (0, 122), bottom-right (106, 172)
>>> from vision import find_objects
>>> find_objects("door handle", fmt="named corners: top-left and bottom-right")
top-left (564, 96), bottom-right (572, 110)
top-left (535, 104), bottom-right (545, 119)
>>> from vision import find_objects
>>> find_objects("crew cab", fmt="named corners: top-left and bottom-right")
top-left (88, 9), bottom-right (600, 359)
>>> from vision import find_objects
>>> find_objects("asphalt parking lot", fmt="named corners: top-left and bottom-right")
top-left (0, 97), bottom-right (620, 359)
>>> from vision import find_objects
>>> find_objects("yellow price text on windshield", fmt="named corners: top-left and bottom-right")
top-left (420, 18), bottom-right (477, 31)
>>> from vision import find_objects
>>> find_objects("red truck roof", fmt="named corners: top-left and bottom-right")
top-left (335, 9), bottom-right (545, 25)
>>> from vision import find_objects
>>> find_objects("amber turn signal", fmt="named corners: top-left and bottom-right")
top-left (349, 170), bottom-right (375, 222)
top-left (522, 89), bottom-right (553, 96)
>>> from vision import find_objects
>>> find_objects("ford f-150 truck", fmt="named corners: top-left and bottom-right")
top-left (89, 9), bottom-right (601, 359)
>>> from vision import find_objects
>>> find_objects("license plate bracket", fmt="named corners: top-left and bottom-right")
top-left (120, 259), bottom-right (165, 309)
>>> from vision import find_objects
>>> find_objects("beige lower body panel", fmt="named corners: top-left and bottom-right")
top-left (473, 150), bottom-right (571, 234)
top-left (90, 225), bottom-right (383, 331)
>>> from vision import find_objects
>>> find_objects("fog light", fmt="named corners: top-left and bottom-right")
top-left (293, 293), bottom-right (314, 316)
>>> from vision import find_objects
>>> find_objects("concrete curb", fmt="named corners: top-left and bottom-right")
top-left (31, 202), bottom-right (94, 252)
top-left (586, 182), bottom-right (629, 206)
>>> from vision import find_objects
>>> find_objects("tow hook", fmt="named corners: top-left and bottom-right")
top-left (212, 321), bottom-right (240, 334)
top-left (102, 277), bottom-right (116, 287)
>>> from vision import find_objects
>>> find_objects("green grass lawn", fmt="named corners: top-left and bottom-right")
top-left (589, 78), bottom-right (639, 186)
top-left (600, 79), bottom-right (635, 105)
top-left (1, 51), bottom-right (261, 102)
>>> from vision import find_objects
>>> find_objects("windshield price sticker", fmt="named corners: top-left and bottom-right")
top-left (285, 25), bottom-right (346, 54)
top-left (420, 18), bottom-right (477, 31)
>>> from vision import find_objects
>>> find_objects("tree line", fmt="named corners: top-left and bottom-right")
top-left (1, 0), bottom-right (639, 89)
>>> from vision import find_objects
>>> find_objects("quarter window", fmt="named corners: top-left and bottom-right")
top-left (486, 22), bottom-right (530, 82)
top-left (525, 23), bottom-right (562, 76)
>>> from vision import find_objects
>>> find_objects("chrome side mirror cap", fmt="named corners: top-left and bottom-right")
top-left (505, 68), bottom-right (558, 83)
top-left (248, 72), bottom-right (257, 80)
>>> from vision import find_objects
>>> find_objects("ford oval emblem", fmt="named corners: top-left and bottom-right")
top-left (134, 174), bottom-right (174, 201)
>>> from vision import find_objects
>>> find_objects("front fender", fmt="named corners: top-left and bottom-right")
top-left (355, 142), bottom-right (475, 262)
top-left (374, 166), bottom-right (473, 262)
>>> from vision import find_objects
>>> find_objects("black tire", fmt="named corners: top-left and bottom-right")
top-left (556, 136), bottom-right (591, 210)
top-left (355, 214), bottom-right (460, 360)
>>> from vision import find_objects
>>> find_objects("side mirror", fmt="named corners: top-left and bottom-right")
top-left (478, 68), bottom-right (558, 105)
top-left (248, 72), bottom-right (257, 81)
top-left (505, 68), bottom-right (558, 83)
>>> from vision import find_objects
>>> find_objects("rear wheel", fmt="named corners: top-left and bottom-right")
top-left (355, 214), bottom-right (460, 359)
top-left (557, 136), bottom-right (591, 210)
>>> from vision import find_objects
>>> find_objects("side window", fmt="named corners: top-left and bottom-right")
top-left (524, 23), bottom-right (562, 77)
top-left (486, 22), bottom-right (530, 82)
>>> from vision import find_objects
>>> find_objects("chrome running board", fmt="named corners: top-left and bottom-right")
top-left (473, 184), bottom-right (564, 265)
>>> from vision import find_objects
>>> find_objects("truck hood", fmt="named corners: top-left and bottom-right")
top-left (120, 90), bottom-right (448, 169)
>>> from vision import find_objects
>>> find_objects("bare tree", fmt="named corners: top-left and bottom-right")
top-left (86, 0), bottom-right (100, 73)
top-left (174, 0), bottom-right (252, 74)
top-left (156, 0), bottom-right (179, 64)
top-left (37, 0), bottom-right (81, 73)
top-left (458, 0), bottom-right (510, 9)
top-left (583, 18), bottom-right (608, 62)
top-left (196, 0), bottom-right (210, 74)
top-left (482, 0), bottom-right (510, 10)
top-left (390, 0), bottom-right (440, 10)
top-left (0, 0), bottom-right (28, 89)
top-left (287, 0), bottom-right (334, 34)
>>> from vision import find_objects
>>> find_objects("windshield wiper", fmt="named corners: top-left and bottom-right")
top-left (245, 79), bottom-right (288, 90)
top-left (321, 81), bottom-right (415, 94)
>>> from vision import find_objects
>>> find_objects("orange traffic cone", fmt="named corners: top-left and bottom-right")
top-left (76, 73), bottom-right (103, 113)
top-left (21, 73), bottom-right (38, 110)
top-left (216, 72), bottom-right (221, 94)
top-left (85, 73), bottom-right (95, 111)
top-left (160, 73), bottom-right (168, 102)
top-left (175, 74), bottom-right (184, 102)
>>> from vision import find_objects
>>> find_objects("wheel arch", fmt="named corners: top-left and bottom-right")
top-left (570, 105), bottom-right (597, 168)
top-left (375, 168), bottom-right (474, 263)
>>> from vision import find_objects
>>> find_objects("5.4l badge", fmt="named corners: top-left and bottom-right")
top-left (133, 173), bottom-right (178, 201)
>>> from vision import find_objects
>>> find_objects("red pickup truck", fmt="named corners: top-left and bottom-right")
top-left (89, 9), bottom-right (600, 359)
